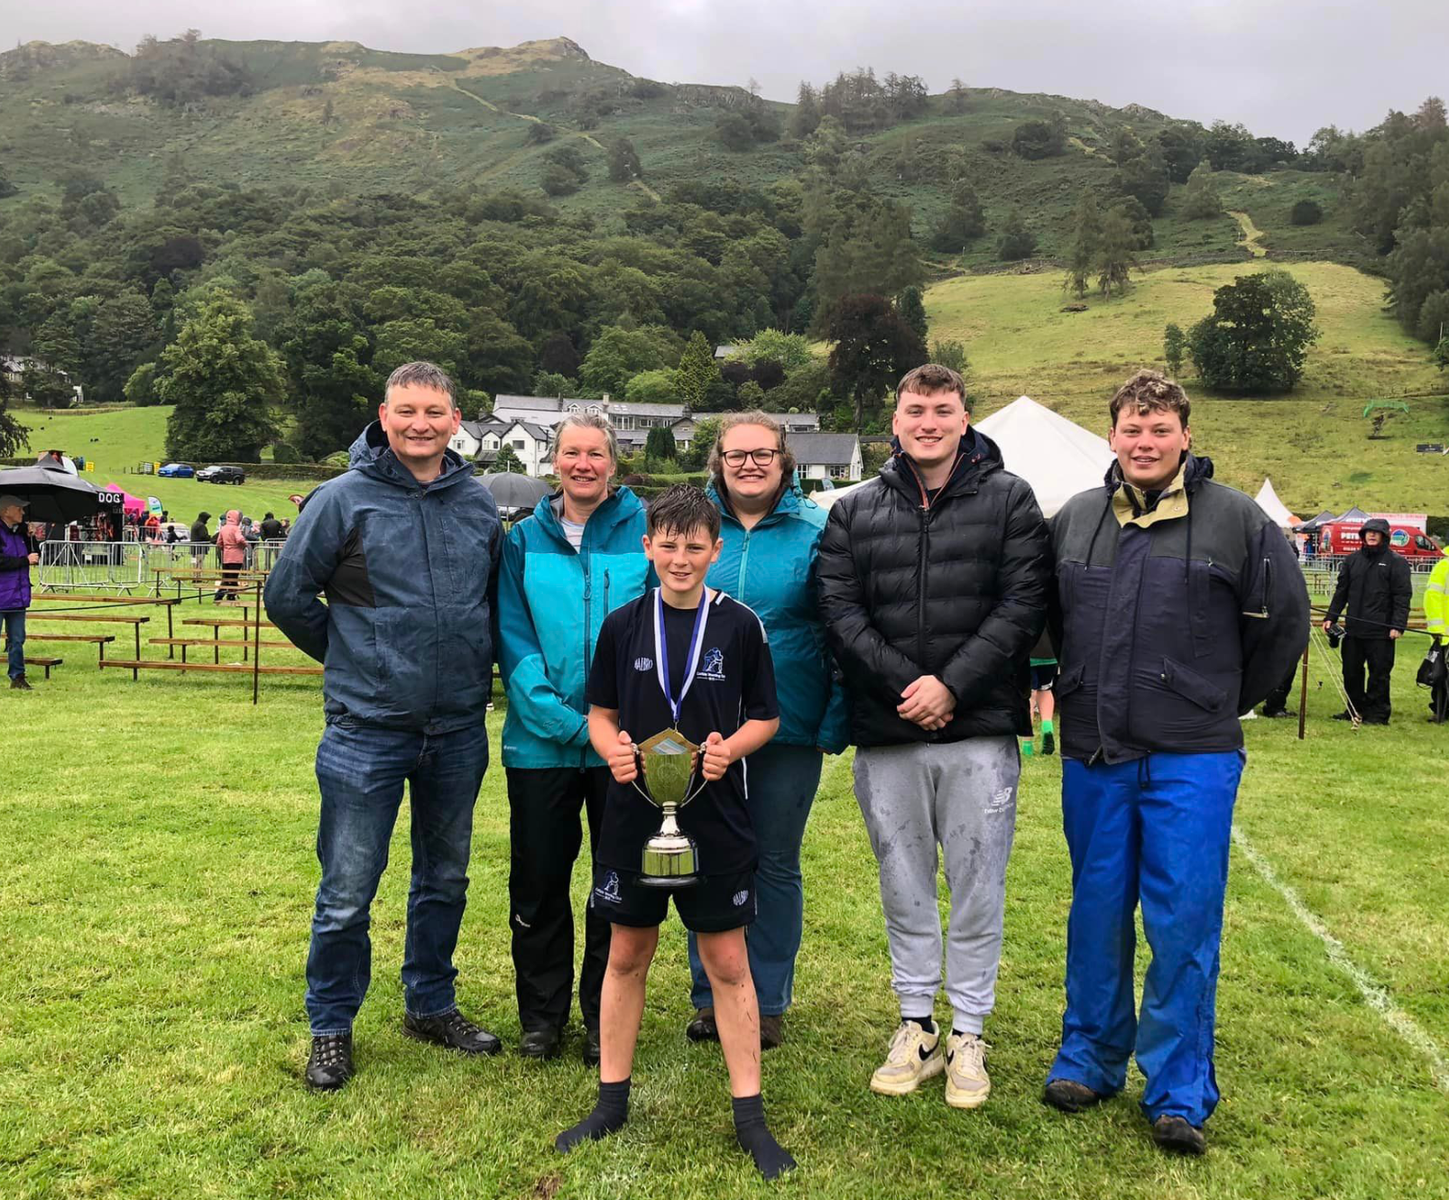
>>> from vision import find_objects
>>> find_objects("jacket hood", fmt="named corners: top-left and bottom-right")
top-left (348, 421), bottom-right (472, 490)
top-left (1104, 451), bottom-right (1214, 492)
top-left (1361, 517), bottom-right (1391, 537)
top-left (225, 510), bottom-right (240, 524)
top-left (882, 427), bottom-right (1003, 502)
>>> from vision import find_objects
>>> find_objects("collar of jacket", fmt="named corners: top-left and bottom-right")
top-left (707, 471), bottom-right (804, 528)
top-left (538, 484), bottom-right (640, 542)
top-left (1112, 462), bottom-right (1190, 528)
top-left (347, 421), bottom-right (474, 491)
top-left (880, 427), bottom-right (1001, 507)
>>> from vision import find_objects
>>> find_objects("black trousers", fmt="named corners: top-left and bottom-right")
top-left (1342, 636), bottom-right (1396, 723)
top-left (506, 765), bottom-right (611, 1033)
top-left (1263, 662), bottom-right (1299, 714)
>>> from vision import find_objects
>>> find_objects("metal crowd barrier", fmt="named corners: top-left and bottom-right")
top-left (36, 541), bottom-right (147, 593)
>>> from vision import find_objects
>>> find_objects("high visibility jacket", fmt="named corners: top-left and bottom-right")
top-left (1425, 557), bottom-right (1449, 638)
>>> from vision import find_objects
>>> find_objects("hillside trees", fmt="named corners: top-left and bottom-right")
top-left (997, 211), bottom-right (1037, 261)
top-left (1064, 191), bottom-right (1101, 298)
top-left (276, 279), bottom-right (377, 459)
top-left (675, 331), bottom-right (719, 409)
top-left (0, 363), bottom-right (26, 457)
top-left (1013, 113), bottom-right (1068, 160)
top-left (607, 137), bottom-right (642, 182)
top-left (1163, 323), bottom-right (1186, 376)
top-left (930, 183), bottom-right (986, 253)
top-left (826, 293), bottom-right (927, 429)
top-left (1157, 123), bottom-right (1207, 183)
top-left (808, 191), bottom-right (923, 329)
top-left (160, 295), bottom-right (282, 461)
top-left (1180, 162), bottom-right (1223, 219)
top-left (126, 30), bottom-right (251, 106)
top-left (1187, 270), bottom-right (1320, 392)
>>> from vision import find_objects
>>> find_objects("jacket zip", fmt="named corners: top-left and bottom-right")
top-left (737, 528), bottom-right (752, 604)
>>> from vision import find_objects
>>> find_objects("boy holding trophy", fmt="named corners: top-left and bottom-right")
top-left (555, 486), bottom-right (793, 1180)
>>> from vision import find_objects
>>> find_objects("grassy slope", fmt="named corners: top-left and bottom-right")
top-left (1, 602), bottom-right (1447, 1197)
top-left (0, 38), bottom-right (1354, 271)
top-left (926, 261), bottom-right (1449, 514)
top-left (14, 405), bottom-right (316, 520)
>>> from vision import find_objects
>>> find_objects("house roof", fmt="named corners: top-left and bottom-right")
top-left (493, 394), bottom-right (566, 412)
top-left (606, 400), bottom-right (685, 417)
top-left (787, 433), bottom-right (859, 465)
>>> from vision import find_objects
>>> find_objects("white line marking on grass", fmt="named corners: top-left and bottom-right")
top-left (1232, 824), bottom-right (1449, 1094)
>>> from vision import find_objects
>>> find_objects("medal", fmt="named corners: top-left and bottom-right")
top-left (653, 586), bottom-right (710, 737)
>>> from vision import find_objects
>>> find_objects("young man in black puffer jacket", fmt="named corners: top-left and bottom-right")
top-left (817, 364), bottom-right (1050, 1110)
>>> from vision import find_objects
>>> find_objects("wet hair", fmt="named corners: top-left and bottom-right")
top-left (384, 361), bottom-right (457, 409)
top-left (550, 412), bottom-right (619, 466)
top-left (707, 410), bottom-right (797, 484)
top-left (646, 484), bottom-right (720, 541)
top-left (1109, 370), bottom-right (1190, 427)
top-left (896, 363), bottom-right (968, 410)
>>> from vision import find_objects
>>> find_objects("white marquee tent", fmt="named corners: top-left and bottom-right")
top-left (814, 396), bottom-right (1114, 517)
top-left (1253, 478), bottom-right (1300, 528)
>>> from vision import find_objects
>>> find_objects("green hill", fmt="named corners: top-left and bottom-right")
top-left (927, 261), bottom-right (1449, 515)
top-left (0, 35), bottom-right (1357, 269)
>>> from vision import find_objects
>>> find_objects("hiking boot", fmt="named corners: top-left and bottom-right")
top-left (1152, 1114), bottom-right (1206, 1155)
top-left (869, 1020), bottom-right (943, 1096)
top-left (402, 1009), bottom-right (501, 1055)
top-left (519, 1026), bottom-right (562, 1060)
top-left (944, 1031), bottom-right (990, 1109)
top-left (1260, 708), bottom-right (1291, 719)
top-left (305, 1033), bottom-right (354, 1090)
top-left (686, 1007), bottom-right (719, 1043)
top-left (1041, 730), bottom-right (1055, 755)
top-left (1043, 1078), bottom-right (1104, 1113)
top-left (9, 675), bottom-right (31, 691)
top-left (582, 1026), bottom-right (601, 1067)
top-left (760, 1013), bottom-right (784, 1050)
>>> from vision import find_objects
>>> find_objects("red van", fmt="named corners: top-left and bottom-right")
top-left (1316, 521), bottom-right (1442, 560)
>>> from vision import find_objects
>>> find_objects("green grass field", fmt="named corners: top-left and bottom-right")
top-left (2, 594), bottom-right (1448, 1198)
top-left (14, 405), bottom-right (317, 524)
top-left (927, 261), bottom-right (1449, 515)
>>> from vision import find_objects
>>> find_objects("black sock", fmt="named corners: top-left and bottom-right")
top-left (555, 1078), bottom-right (630, 1153)
top-left (906, 1015), bottom-right (936, 1034)
top-left (951, 1028), bottom-right (974, 1039)
top-left (732, 1093), bottom-right (796, 1181)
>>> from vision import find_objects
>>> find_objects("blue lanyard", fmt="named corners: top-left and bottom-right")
top-left (653, 587), bottom-right (710, 726)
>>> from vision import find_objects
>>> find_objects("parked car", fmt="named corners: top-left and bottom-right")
top-left (197, 465), bottom-right (247, 484)
top-left (157, 462), bottom-right (195, 478)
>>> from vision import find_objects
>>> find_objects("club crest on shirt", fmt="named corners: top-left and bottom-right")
top-left (593, 871), bottom-right (622, 905)
top-left (697, 647), bottom-right (725, 681)
top-left (634, 656), bottom-right (654, 672)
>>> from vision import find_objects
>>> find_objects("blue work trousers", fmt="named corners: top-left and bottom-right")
top-left (2, 610), bottom-right (25, 680)
top-left (1047, 750), bottom-right (1244, 1126)
top-left (687, 742), bottom-right (824, 1016)
top-left (305, 721), bottom-right (489, 1035)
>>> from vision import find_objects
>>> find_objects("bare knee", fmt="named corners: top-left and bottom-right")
top-left (606, 925), bottom-right (658, 978)
top-left (697, 930), bottom-right (751, 989)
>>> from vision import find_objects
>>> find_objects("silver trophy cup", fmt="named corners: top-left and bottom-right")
top-left (633, 729), bottom-right (705, 888)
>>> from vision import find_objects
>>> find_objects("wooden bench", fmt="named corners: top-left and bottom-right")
top-left (149, 636), bottom-right (301, 664)
top-left (32, 595), bottom-right (179, 643)
top-left (182, 618), bottom-right (278, 630)
top-left (5, 633), bottom-right (114, 665)
top-left (28, 614), bottom-right (149, 664)
top-left (23, 656), bottom-right (62, 679)
top-left (100, 659), bottom-right (322, 677)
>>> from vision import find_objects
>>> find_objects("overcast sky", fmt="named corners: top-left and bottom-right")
top-left (11, 0), bottom-right (1446, 146)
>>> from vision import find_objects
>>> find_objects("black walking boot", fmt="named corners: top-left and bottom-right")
top-left (402, 1009), bottom-right (502, 1055)
top-left (305, 1033), bottom-right (354, 1090)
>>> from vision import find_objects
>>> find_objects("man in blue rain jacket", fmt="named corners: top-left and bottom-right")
top-left (267, 362), bottom-right (504, 1091)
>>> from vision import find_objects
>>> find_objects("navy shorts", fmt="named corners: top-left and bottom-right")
top-left (1030, 663), bottom-right (1058, 691)
top-left (590, 864), bottom-right (757, 933)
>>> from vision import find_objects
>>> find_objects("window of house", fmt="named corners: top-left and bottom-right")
top-left (512, 440), bottom-right (526, 450)
top-left (829, 464), bottom-right (849, 479)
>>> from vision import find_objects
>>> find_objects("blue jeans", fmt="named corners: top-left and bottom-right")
top-left (1047, 751), bottom-right (1245, 1127)
top-left (687, 743), bottom-right (824, 1017)
top-left (306, 721), bottom-right (489, 1035)
top-left (2, 610), bottom-right (25, 680)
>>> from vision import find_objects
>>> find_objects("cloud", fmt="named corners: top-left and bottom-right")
top-left (14, 0), bottom-right (1448, 144)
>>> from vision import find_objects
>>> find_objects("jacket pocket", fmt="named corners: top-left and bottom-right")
top-left (1159, 656), bottom-right (1227, 713)
top-left (1054, 662), bottom-right (1085, 699)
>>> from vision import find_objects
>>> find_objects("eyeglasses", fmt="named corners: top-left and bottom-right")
top-left (721, 448), bottom-right (779, 468)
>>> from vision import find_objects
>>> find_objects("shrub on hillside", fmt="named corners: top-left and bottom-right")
top-left (1291, 199), bottom-right (1324, 226)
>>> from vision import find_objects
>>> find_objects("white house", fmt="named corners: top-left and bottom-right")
top-left (449, 416), bottom-right (510, 461)
top-left (788, 433), bottom-right (862, 482)
top-left (492, 420), bottom-right (554, 476)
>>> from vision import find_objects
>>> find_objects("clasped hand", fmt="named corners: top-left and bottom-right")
top-left (897, 675), bottom-right (955, 731)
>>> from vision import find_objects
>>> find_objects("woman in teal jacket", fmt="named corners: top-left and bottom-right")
top-left (496, 414), bottom-right (651, 1065)
top-left (685, 412), bottom-right (849, 1048)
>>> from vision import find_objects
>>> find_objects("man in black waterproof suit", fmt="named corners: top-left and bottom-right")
top-left (1324, 517), bottom-right (1412, 725)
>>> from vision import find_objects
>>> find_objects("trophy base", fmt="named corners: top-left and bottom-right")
top-left (640, 834), bottom-right (699, 890)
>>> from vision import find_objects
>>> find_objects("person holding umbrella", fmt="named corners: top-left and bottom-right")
top-left (495, 413), bottom-right (651, 1063)
top-left (1, 494), bottom-right (40, 690)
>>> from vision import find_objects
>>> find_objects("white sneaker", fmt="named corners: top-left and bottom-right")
top-left (869, 1021), bottom-right (944, 1096)
top-left (944, 1031), bottom-right (991, 1109)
